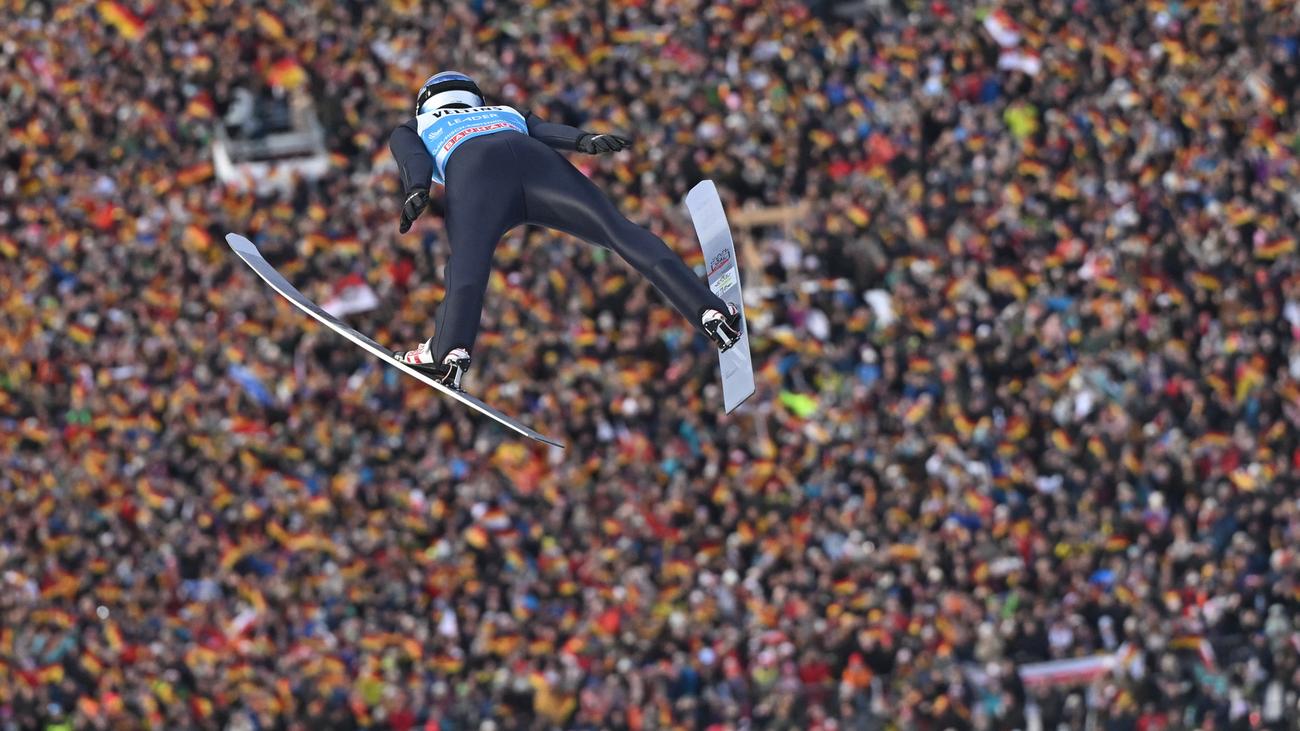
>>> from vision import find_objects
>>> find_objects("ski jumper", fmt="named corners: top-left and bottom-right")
top-left (388, 105), bottom-right (728, 362)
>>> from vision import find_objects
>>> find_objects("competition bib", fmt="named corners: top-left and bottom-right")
top-left (416, 105), bottom-right (528, 185)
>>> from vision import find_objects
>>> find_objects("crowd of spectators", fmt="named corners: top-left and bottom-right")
top-left (5, 0), bottom-right (1300, 728)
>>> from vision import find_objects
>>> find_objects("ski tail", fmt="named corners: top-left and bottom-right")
top-left (225, 233), bottom-right (565, 448)
top-left (684, 182), bottom-right (755, 413)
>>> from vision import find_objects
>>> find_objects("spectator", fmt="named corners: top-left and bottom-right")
top-left (3, 0), bottom-right (1300, 728)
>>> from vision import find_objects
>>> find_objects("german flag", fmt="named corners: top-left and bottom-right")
top-left (0, 236), bottom-right (17, 258)
top-left (1121, 450), bottom-right (1141, 475)
top-left (560, 635), bottom-right (587, 658)
top-left (1229, 468), bottom-right (1257, 491)
top-left (78, 696), bottom-right (101, 720)
top-left (602, 518), bottom-right (622, 536)
top-left (943, 233), bottom-right (966, 256)
top-left (888, 544), bottom-right (921, 561)
top-left (987, 266), bottom-right (1020, 291)
top-left (334, 235), bottom-right (362, 257)
top-left (219, 543), bottom-right (248, 571)
top-left (1017, 158), bottom-right (1048, 178)
top-left (846, 205), bottom-right (871, 228)
top-left (1040, 365), bottom-right (1078, 392)
top-left (1004, 416), bottom-right (1030, 441)
top-left (98, 1), bottom-right (145, 40)
top-left (1189, 272), bottom-right (1221, 291)
top-left (662, 559), bottom-right (693, 582)
top-left (400, 637), bottom-right (423, 660)
top-left (952, 413), bottom-right (976, 439)
top-left (35, 609), bottom-right (74, 629)
top-left (1265, 420), bottom-right (1288, 444)
top-left (300, 233), bottom-right (329, 256)
top-left (1227, 203), bottom-right (1256, 227)
top-left (432, 652), bottom-right (464, 674)
top-left (1236, 364), bottom-right (1264, 403)
top-left (809, 129), bottom-right (836, 149)
top-left (1088, 436), bottom-right (1108, 461)
top-left (229, 417), bottom-right (268, 437)
top-left (18, 420), bottom-right (51, 445)
top-left (905, 213), bottom-right (927, 240)
top-left (1050, 429), bottom-right (1076, 453)
top-left (137, 478), bottom-right (168, 509)
top-left (191, 697), bottom-right (215, 721)
top-left (902, 398), bottom-right (930, 425)
top-left (909, 315), bottom-right (936, 338)
top-left (1161, 39), bottom-right (1189, 67)
top-left (255, 9), bottom-right (286, 39)
top-left (552, 44), bottom-right (585, 73)
top-left (1104, 534), bottom-right (1130, 552)
top-left (242, 587), bottom-right (268, 614)
top-left (41, 572), bottom-right (79, 600)
top-left (358, 632), bottom-right (393, 653)
top-left (69, 323), bottom-right (94, 345)
top-left (1255, 237), bottom-right (1296, 260)
top-left (13, 118), bottom-right (49, 148)
top-left (185, 93), bottom-right (216, 120)
top-left (1052, 174), bottom-right (1079, 200)
top-left (308, 494), bottom-right (330, 515)
top-left (610, 29), bottom-right (642, 45)
top-left (502, 548), bottom-right (526, 574)
top-left (464, 526), bottom-right (489, 550)
top-left (266, 58), bottom-right (308, 89)
top-left (286, 533), bottom-right (335, 555)
top-left (264, 521), bottom-right (290, 547)
top-left (905, 355), bottom-right (933, 374)
top-left (37, 664), bottom-right (64, 685)
top-left (1204, 374), bottom-right (1229, 398)
top-left (600, 274), bottom-right (627, 296)
top-left (183, 224), bottom-right (212, 251)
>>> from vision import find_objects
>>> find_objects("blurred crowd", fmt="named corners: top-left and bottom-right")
top-left (5, 0), bottom-right (1300, 728)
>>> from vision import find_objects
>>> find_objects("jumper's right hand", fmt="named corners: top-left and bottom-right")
top-left (399, 189), bottom-right (431, 234)
top-left (577, 133), bottom-right (633, 155)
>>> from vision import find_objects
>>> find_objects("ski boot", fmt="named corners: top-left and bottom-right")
top-left (393, 342), bottom-right (471, 390)
top-left (701, 303), bottom-right (743, 352)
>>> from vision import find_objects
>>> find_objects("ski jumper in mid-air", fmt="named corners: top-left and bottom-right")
top-left (388, 71), bottom-right (743, 389)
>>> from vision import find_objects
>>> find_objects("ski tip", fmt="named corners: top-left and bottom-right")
top-left (225, 232), bottom-right (258, 255)
top-left (688, 179), bottom-right (717, 194)
top-left (686, 179), bottom-right (717, 200)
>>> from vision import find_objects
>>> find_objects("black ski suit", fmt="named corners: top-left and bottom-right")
top-left (388, 110), bottom-right (727, 362)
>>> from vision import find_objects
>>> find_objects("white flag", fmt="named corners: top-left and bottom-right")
top-left (322, 273), bottom-right (380, 317)
top-left (983, 10), bottom-right (1021, 48)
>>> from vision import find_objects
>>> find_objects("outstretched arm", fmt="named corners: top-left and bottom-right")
top-left (388, 121), bottom-right (444, 232)
top-left (389, 120), bottom-right (433, 194)
top-left (525, 111), bottom-right (631, 154)
top-left (524, 111), bottom-right (585, 150)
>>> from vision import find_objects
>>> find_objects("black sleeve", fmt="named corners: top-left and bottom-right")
top-left (389, 120), bottom-right (433, 193)
top-left (524, 111), bottom-right (585, 151)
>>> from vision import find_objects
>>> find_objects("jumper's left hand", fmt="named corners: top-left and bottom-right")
top-left (577, 133), bottom-right (633, 155)
top-left (399, 189), bottom-right (431, 234)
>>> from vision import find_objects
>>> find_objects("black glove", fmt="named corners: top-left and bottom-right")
top-left (577, 133), bottom-right (632, 155)
top-left (399, 189), bottom-right (430, 234)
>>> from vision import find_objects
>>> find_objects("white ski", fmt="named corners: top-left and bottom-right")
top-left (684, 181), bottom-right (755, 413)
top-left (225, 233), bottom-right (564, 448)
